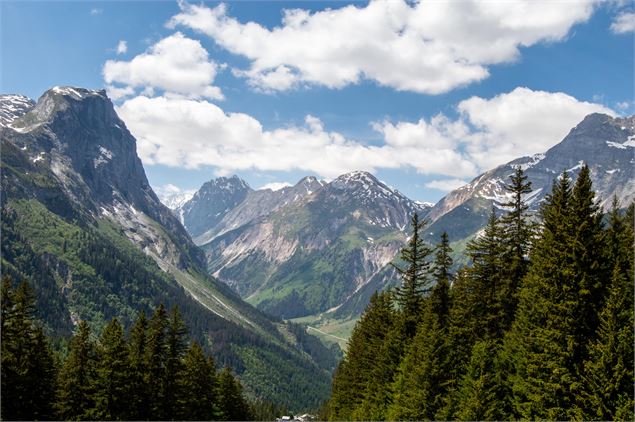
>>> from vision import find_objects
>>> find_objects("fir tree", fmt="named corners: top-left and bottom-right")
top-left (57, 320), bottom-right (97, 420)
top-left (392, 213), bottom-right (433, 339)
top-left (92, 318), bottom-right (130, 420)
top-left (431, 231), bottom-right (452, 326)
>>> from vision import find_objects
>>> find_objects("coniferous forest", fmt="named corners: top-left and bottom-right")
top-left (326, 166), bottom-right (634, 421)
top-left (0, 279), bottom-right (287, 421)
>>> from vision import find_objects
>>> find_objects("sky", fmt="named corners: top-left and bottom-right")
top-left (1, 0), bottom-right (634, 202)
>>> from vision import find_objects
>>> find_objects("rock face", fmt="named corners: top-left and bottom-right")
top-left (1, 87), bottom-right (336, 409)
top-left (425, 113), bottom-right (635, 250)
top-left (180, 170), bottom-right (430, 319)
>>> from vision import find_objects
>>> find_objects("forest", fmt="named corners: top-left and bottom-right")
top-left (0, 280), bottom-right (287, 421)
top-left (326, 165), bottom-right (634, 421)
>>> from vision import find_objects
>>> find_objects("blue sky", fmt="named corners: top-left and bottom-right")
top-left (2, 0), bottom-right (633, 202)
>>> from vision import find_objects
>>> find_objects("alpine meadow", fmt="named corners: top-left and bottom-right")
top-left (1, 0), bottom-right (633, 421)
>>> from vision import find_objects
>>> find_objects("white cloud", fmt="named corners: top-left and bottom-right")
top-left (169, 0), bottom-right (598, 94)
top-left (115, 87), bottom-right (613, 182)
top-left (116, 40), bottom-right (128, 55)
top-left (90, 8), bottom-right (103, 16)
top-left (259, 182), bottom-right (293, 191)
top-left (611, 12), bottom-right (635, 33)
top-left (105, 85), bottom-right (135, 101)
top-left (616, 100), bottom-right (634, 111)
top-left (103, 32), bottom-right (223, 100)
top-left (456, 87), bottom-right (615, 169)
top-left (425, 179), bottom-right (470, 192)
top-left (116, 96), bottom-right (477, 179)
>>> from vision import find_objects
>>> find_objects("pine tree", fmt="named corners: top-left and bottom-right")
top-left (216, 367), bottom-right (251, 421)
top-left (392, 213), bottom-right (433, 339)
top-left (128, 311), bottom-right (150, 420)
top-left (499, 166), bottom-right (535, 329)
top-left (57, 320), bottom-right (97, 420)
top-left (92, 318), bottom-right (130, 420)
top-left (182, 341), bottom-right (219, 420)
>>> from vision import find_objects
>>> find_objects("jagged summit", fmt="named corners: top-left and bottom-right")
top-left (0, 94), bottom-right (35, 126)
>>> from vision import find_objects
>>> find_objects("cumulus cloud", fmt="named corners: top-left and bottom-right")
top-left (456, 87), bottom-right (615, 169)
top-left (90, 8), bottom-right (102, 16)
top-left (103, 32), bottom-right (223, 100)
top-left (611, 12), bottom-right (635, 33)
top-left (168, 0), bottom-right (598, 94)
top-left (259, 182), bottom-right (293, 191)
top-left (425, 179), bottom-right (470, 192)
top-left (116, 40), bottom-right (128, 55)
top-left (116, 96), bottom-right (476, 179)
top-left (115, 87), bottom-right (612, 181)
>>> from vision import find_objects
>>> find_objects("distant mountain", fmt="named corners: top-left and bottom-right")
top-left (179, 171), bottom-right (431, 322)
top-left (0, 88), bottom-right (337, 409)
top-left (157, 189), bottom-right (195, 211)
top-left (425, 113), bottom-right (635, 258)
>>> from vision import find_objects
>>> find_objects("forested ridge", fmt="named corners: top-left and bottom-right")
top-left (0, 279), bottom-right (288, 421)
top-left (327, 165), bottom-right (634, 421)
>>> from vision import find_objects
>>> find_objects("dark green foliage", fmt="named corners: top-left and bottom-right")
top-left (1, 279), bottom-right (58, 420)
top-left (57, 320), bottom-right (98, 420)
top-left (0, 286), bottom-right (256, 421)
top-left (327, 169), bottom-right (634, 421)
top-left (392, 213), bottom-right (433, 339)
top-left (216, 367), bottom-right (252, 421)
top-left (92, 318), bottom-right (130, 420)
top-left (328, 291), bottom-right (397, 420)
top-left (499, 166), bottom-right (535, 329)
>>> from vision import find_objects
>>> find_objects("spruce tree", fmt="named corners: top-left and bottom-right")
top-left (164, 306), bottom-right (188, 419)
top-left (392, 213), bottom-right (433, 339)
top-left (328, 291), bottom-right (396, 420)
top-left (92, 318), bottom-right (130, 420)
top-left (506, 172), bottom-right (584, 420)
top-left (454, 340), bottom-right (507, 421)
top-left (431, 231), bottom-right (452, 326)
top-left (582, 266), bottom-right (634, 420)
top-left (182, 342), bottom-right (219, 420)
top-left (499, 166), bottom-right (534, 329)
top-left (216, 367), bottom-right (251, 421)
top-left (465, 208), bottom-right (505, 339)
top-left (388, 300), bottom-right (448, 420)
top-left (128, 311), bottom-right (150, 420)
top-left (57, 320), bottom-right (97, 420)
top-left (146, 303), bottom-right (168, 420)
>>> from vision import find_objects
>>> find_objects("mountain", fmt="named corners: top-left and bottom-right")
top-left (0, 88), bottom-right (337, 410)
top-left (157, 188), bottom-right (195, 210)
top-left (425, 113), bottom-right (635, 258)
top-left (179, 171), bottom-right (431, 331)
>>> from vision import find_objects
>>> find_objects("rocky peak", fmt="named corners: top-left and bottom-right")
top-left (0, 94), bottom-right (35, 126)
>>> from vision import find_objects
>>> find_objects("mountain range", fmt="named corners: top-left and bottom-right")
top-left (0, 87), bottom-right (337, 410)
top-left (168, 112), bottom-right (634, 344)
